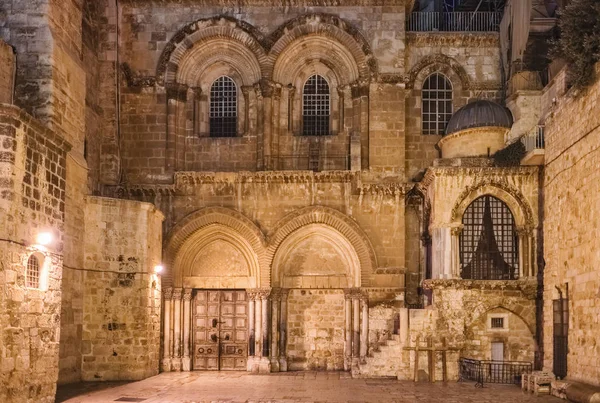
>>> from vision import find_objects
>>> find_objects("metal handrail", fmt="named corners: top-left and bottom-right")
top-left (407, 12), bottom-right (502, 32)
top-left (521, 125), bottom-right (545, 153)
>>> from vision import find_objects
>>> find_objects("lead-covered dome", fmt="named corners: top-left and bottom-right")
top-left (445, 100), bottom-right (513, 136)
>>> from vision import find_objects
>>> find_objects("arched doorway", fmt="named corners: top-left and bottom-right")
top-left (271, 224), bottom-right (362, 371)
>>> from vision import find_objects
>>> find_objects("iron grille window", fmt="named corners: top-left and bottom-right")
top-left (26, 255), bottom-right (40, 289)
top-left (422, 73), bottom-right (453, 135)
top-left (460, 195), bottom-right (519, 280)
top-left (303, 75), bottom-right (330, 136)
top-left (210, 76), bottom-right (237, 137)
top-left (491, 317), bottom-right (505, 329)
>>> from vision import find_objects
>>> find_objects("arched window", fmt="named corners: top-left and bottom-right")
top-left (210, 76), bottom-right (237, 137)
top-left (422, 73), bottom-right (453, 135)
top-left (303, 75), bottom-right (330, 136)
top-left (460, 195), bottom-right (519, 280)
top-left (26, 254), bottom-right (40, 289)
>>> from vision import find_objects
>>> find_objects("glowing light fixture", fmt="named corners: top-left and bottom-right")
top-left (36, 232), bottom-right (53, 246)
top-left (154, 265), bottom-right (164, 274)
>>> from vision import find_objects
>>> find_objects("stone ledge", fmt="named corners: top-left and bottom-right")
top-left (422, 278), bottom-right (537, 293)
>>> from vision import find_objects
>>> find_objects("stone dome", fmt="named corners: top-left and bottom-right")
top-left (445, 100), bottom-right (513, 135)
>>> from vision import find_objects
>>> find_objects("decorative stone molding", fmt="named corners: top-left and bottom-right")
top-left (422, 278), bottom-right (537, 296)
top-left (266, 206), bottom-right (378, 287)
top-left (256, 288), bottom-right (272, 300)
top-left (121, 63), bottom-right (156, 88)
top-left (406, 32), bottom-right (500, 49)
top-left (407, 54), bottom-right (471, 90)
top-left (156, 16), bottom-right (269, 86)
top-left (450, 176), bottom-right (536, 229)
top-left (166, 83), bottom-right (189, 102)
top-left (173, 171), bottom-right (357, 187)
top-left (163, 287), bottom-right (173, 300)
top-left (358, 183), bottom-right (408, 197)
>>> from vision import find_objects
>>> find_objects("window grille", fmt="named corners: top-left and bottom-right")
top-left (303, 75), bottom-right (330, 136)
top-left (491, 317), bottom-right (505, 329)
top-left (210, 76), bottom-right (237, 137)
top-left (26, 255), bottom-right (40, 289)
top-left (460, 195), bottom-right (519, 280)
top-left (422, 73), bottom-right (453, 135)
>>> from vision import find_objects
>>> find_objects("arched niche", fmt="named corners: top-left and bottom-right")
top-left (163, 207), bottom-right (266, 287)
top-left (271, 224), bottom-right (361, 288)
top-left (174, 225), bottom-right (259, 289)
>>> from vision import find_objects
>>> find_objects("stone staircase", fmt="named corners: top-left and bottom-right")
top-left (352, 334), bottom-right (409, 378)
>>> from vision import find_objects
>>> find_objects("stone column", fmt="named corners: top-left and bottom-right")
top-left (530, 231), bottom-right (537, 277)
top-left (162, 287), bottom-right (173, 372)
top-left (270, 289), bottom-right (281, 371)
top-left (451, 226), bottom-right (462, 279)
top-left (517, 227), bottom-right (525, 278)
top-left (279, 289), bottom-right (289, 372)
top-left (165, 83), bottom-right (188, 173)
top-left (242, 86), bottom-right (251, 135)
top-left (360, 292), bottom-right (369, 362)
top-left (254, 84), bottom-right (265, 171)
top-left (248, 291), bottom-right (256, 357)
top-left (344, 289), bottom-right (353, 370)
top-left (261, 289), bottom-right (270, 360)
top-left (260, 80), bottom-right (274, 170)
top-left (271, 85), bottom-right (282, 170)
top-left (172, 288), bottom-right (183, 371)
top-left (351, 81), bottom-right (370, 169)
top-left (182, 288), bottom-right (192, 371)
top-left (255, 296), bottom-right (262, 359)
top-left (352, 291), bottom-right (360, 362)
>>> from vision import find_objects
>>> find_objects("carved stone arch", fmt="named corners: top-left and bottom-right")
top-left (163, 207), bottom-right (267, 287)
top-left (266, 206), bottom-right (378, 287)
top-left (467, 304), bottom-right (536, 336)
top-left (177, 41), bottom-right (261, 87)
top-left (451, 180), bottom-right (535, 229)
top-left (267, 14), bottom-right (377, 83)
top-left (408, 54), bottom-right (471, 90)
top-left (156, 16), bottom-right (269, 86)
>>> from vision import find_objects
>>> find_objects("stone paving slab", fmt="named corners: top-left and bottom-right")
top-left (57, 372), bottom-right (563, 403)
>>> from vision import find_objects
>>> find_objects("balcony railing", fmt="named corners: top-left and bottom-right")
top-left (521, 125), bottom-right (545, 153)
top-left (459, 358), bottom-right (533, 387)
top-left (407, 12), bottom-right (502, 32)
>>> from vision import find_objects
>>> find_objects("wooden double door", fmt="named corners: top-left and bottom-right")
top-left (192, 290), bottom-right (248, 371)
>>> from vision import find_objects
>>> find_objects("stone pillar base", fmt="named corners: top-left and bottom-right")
top-left (344, 356), bottom-right (352, 371)
top-left (181, 357), bottom-right (191, 372)
top-left (259, 357), bottom-right (272, 374)
top-left (171, 357), bottom-right (182, 372)
top-left (270, 357), bottom-right (281, 372)
top-left (278, 356), bottom-right (288, 372)
top-left (247, 357), bottom-right (260, 373)
top-left (161, 359), bottom-right (173, 372)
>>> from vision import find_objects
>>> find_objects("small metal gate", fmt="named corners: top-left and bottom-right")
top-left (193, 290), bottom-right (248, 371)
top-left (553, 297), bottom-right (569, 379)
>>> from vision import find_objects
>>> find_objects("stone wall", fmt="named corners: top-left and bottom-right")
top-left (80, 197), bottom-right (163, 381)
top-left (543, 65), bottom-right (600, 386)
top-left (286, 289), bottom-right (345, 371)
top-left (0, 104), bottom-right (70, 403)
top-left (0, 40), bottom-right (15, 104)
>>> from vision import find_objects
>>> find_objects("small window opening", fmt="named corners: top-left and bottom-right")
top-left (491, 317), bottom-right (505, 329)
top-left (26, 255), bottom-right (40, 289)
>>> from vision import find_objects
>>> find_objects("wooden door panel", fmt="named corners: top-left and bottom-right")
top-left (193, 289), bottom-right (248, 371)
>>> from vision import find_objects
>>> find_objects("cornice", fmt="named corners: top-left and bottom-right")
top-left (406, 32), bottom-right (500, 48)
top-left (422, 279), bottom-right (538, 299)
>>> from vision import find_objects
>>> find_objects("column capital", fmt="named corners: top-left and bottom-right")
top-left (450, 226), bottom-right (463, 236)
top-left (172, 288), bottom-right (183, 300)
top-left (344, 288), bottom-right (364, 300)
top-left (164, 287), bottom-right (174, 300)
top-left (183, 288), bottom-right (193, 301)
top-left (166, 83), bottom-right (189, 101)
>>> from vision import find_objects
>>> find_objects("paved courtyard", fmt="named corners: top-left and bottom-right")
top-left (56, 372), bottom-right (563, 403)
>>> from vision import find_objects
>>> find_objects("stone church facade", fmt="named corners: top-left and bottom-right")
top-left (0, 0), bottom-right (597, 402)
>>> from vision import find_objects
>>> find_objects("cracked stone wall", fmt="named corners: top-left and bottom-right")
top-left (543, 65), bottom-right (600, 386)
top-left (80, 197), bottom-right (163, 381)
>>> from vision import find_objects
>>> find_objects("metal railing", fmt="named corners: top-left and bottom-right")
top-left (459, 358), bottom-right (533, 387)
top-left (521, 125), bottom-right (545, 153)
top-left (407, 12), bottom-right (502, 32)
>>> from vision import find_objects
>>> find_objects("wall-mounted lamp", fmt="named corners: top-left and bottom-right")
top-left (154, 265), bottom-right (164, 274)
top-left (35, 232), bottom-right (54, 247)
